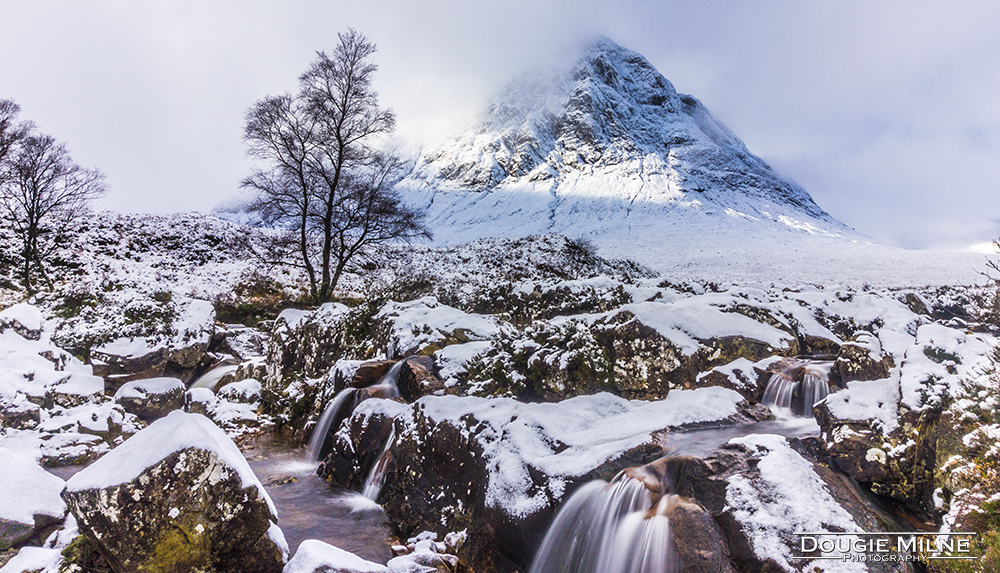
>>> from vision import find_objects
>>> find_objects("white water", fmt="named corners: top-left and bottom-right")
top-left (360, 427), bottom-right (396, 505)
top-left (189, 361), bottom-right (239, 391)
top-left (761, 361), bottom-right (833, 417)
top-left (529, 477), bottom-right (679, 573)
top-left (307, 388), bottom-right (358, 462)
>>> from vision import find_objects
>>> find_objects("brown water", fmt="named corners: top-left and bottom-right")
top-left (243, 433), bottom-right (394, 562)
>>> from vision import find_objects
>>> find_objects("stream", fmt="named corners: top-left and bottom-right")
top-left (242, 433), bottom-right (394, 562)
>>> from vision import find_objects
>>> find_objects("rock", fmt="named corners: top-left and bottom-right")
top-left (319, 400), bottom-right (407, 491)
top-left (91, 340), bottom-right (213, 387)
top-left (48, 374), bottom-right (106, 408)
top-left (87, 298), bottom-right (218, 386)
top-left (829, 332), bottom-right (892, 387)
top-left (814, 397), bottom-right (940, 519)
top-left (592, 310), bottom-right (684, 398)
top-left (0, 448), bottom-right (66, 551)
top-left (665, 436), bottom-right (907, 573)
top-left (62, 411), bottom-right (285, 573)
top-left (186, 387), bottom-right (218, 416)
top-left (185, 386), bottom-right (260, 434)
top-left (386, 537), bottom-right (459, 573)
top-left (74, 402), bottom-right (141, 445)
top-left (0, 303), bottom-right (43, 341)
top-left (0, 397), bottom-right (41, 430)
top-left (373, 297), bottom-right (502, 359)
top-left (350, 360), bottom-right (396, 389)
top-left (114, 377), bottom-right (185, 421)
top-left (663, 496), bottom-right (738, 573)
top-left (396, 356), bottom-right (445, 401)
top-left (264, 303), bottom-right (354, 390)
top-left (284, 539), bottom-right (388, 573)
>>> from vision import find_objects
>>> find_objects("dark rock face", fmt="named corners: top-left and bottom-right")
top-left (318, 406), bottom-right (397, 491)
top-left (92, 344), bottom-right (213, 387)
top-left (396, 356), bottom-right (445, 401)
top-left (63, 447), bottom-right (284, 573)
top-left (114, 378), bottom-right (186, 421)
top-left (0, 514), bottom-right (63, 553)
top-left (663, 496), bottom-right (738, 573)
top-left (814, 400), bottom-right (940, 521)
top-left (349, 360), bottom-right (395, 390)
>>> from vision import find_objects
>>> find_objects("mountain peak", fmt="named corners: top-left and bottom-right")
top-left (395, 37), bottom-right (855, 261)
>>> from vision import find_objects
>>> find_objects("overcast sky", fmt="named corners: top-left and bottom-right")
top-left (2, 1), bottom-right (998, 250)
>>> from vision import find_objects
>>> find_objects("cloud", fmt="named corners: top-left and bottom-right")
top-left (1, 0), bottom-right (998, 248)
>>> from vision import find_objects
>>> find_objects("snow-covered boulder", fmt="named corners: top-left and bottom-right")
top-left (829, 331), bottom-right (893, 386)
top-left (0, 448), bottom-right (66, 551)
top-left (284, 539), bottom-right (387, 573)
top-left (664, 435), bottom-right (900, 573)
top-left (62, 411), bottom-right (286, 573)
top-left (373, 297), bottom-right (504, 359)
top-left (265, 303), bottom-right (354, 388)
top-left (217, 378), bottom-right (262, 404)
top-left (0, 303), bottom-right (43, 341)
top-left (113, 377), bottom-right (185, 420)
top-left (87, 297), bottom-right (217, 385)
top-left (815, 322), bottom-right (995, 517)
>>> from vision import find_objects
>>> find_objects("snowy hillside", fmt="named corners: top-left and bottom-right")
top-left (395, 36), bottom-right (989, 287)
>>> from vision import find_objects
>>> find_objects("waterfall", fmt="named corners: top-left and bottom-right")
top-left (189, 362), bottom-right (239, 391)
top-left (761, 360), bottom-right (832, 417)
top-left (370, 360), bottom-right (404, 399)
top-left (360, 428), bottom-right (396, 502)
top-left (306, 360), bottom-right (405, 462)
top-left (529, 477), bottom-right (680, 573)
top-left (307, 388), bottom-right (358, 462)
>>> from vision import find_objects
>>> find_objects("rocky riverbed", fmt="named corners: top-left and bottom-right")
top-left (2, 230), bottom-right (999, 572)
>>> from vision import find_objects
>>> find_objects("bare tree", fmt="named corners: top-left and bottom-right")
top-left (242, 30), bottom-right (429, 303)
top-left (0, 101), bottom-right (107, 294)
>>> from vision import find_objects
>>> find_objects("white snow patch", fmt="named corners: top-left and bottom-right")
top-left (283, 539), bottom-right (388, 573)
top-left (0, 303), bottom-right (43, 333)
top-left (0, 447), bottom-right (66, 525)
top-left (726, 434), bottom-right (863, 572)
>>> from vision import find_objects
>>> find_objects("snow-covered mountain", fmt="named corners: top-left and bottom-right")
top-left (394, 36), bottom-right (995, 286)
top-left (398, 37), bottom-right (853, 249)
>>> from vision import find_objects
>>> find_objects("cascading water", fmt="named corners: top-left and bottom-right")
top-left (529, 476), bottom-right (680, 573)
top-left (761, 360), bottom-right (833, 417)
top-left (360, 427), bottom-right (396, 502)
top-left (307, 387), bottom-right (358, 461)
top-left (189, 360), bottom-right (240, 391)
top-left (306, 360), bottom-right (404, 462)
